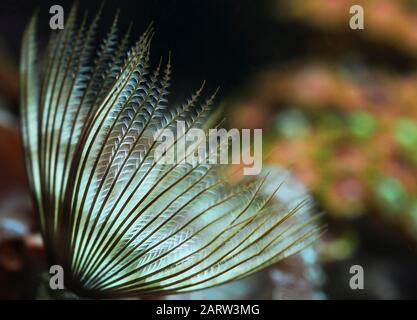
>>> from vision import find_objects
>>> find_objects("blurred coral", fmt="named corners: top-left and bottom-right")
top-left (0, 105), bottom-right (44, 299)
top-left (227, 1), bottom-right (417, 246)
top-left (278, 0), bottom-right (417, 57)
top-left (230, 62), bottom-right (417, 241)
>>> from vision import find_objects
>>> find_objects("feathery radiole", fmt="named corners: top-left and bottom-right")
top-left (20, 6), bottom-right (322, 298)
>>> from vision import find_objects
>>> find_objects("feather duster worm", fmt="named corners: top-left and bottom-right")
top-left (19, 6), bottom-right (322, 298)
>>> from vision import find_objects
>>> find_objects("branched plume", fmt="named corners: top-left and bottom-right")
top-left (20, 6), bottom-right (322, 298)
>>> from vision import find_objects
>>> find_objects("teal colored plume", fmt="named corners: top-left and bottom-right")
top-left (20, 5), bottom-right (322, 298)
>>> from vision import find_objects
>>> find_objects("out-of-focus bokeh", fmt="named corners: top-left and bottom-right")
top-left (0, 0), bottom-right (417, 299)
